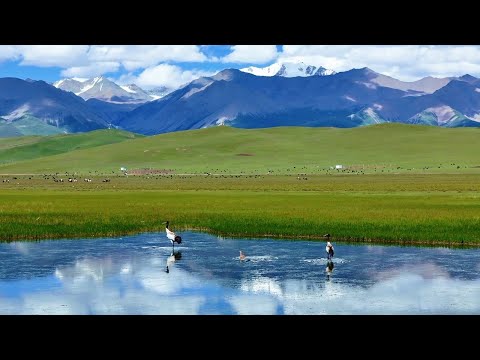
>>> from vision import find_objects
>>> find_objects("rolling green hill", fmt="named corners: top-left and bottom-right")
top-left (1, 123), bottom-right (480, 174)
top-left (0, 128), bottom-right (144, 167)
top-left (0, 122), bottom-right (23, 137)
top-left (0, 115), bottom-right (66, 137)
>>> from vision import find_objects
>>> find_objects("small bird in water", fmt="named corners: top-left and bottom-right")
top-left (165, 265), bottom-right (169, 273)
top-left (239, 250), bottom-right (246, 261)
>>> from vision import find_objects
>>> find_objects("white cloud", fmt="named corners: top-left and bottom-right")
top-left (128, 63), bottom-right (214, 89)
top-left (61, 62), bottom-right (120, 78)
top-left (18, 45), bottom-right (90, 67)
top-left (278, 45), bottom-right (480, 81)
top-left (3, 256), bottom-right (480, 314)
top-left (115, 72), bottom-right (138, 86)
top-left (88, 45), bottom-right (208, 71)
top-left (4, 45), bottom-right (480, 84)
top-left (0, 45), bottom-right (21, 62)
top-left (222, 45), bottom-right (279, 64)
top-left (0, 45), bottom-right (209, 74)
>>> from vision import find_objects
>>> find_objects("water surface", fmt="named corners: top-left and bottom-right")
top-left (0, 231), bottom-right (479, 314)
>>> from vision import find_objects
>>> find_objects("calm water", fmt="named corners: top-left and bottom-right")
top-left (0, 231), bottom-right (479, 314)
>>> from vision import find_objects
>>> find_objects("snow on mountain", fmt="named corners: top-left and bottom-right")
top-left (240, 63), bottom-right (283, 77)
top-left (0, 77), bottom-right (109, 133)
top-left (147, 86), bottom-right (174, 100)
top-left (76, 76), bottom-right (102, 96)
top-left (53, 79), bottom-right (65, 87)
top-left (54, 77), bottom-right (176, 103)
top-left (120, 85), bottom-right (137, 94)
top-left (240, 62), bottom-right (336, 78)
top-left (54, 77), bottom-right (154, 103)
top-left (53, 78), bottom-right (86, 94)
top-left (72, 77), bottom-right (88, 82)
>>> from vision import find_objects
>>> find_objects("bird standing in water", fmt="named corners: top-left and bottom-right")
top-left (163, 220), bottom-right (182, 252)
top-left (324, 234), bottom-right (334, 260)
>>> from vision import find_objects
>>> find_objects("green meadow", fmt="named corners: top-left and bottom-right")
top-left (1, 123), bottom-right (480, 245)
top-left (1, 123), bottom-right (480, 175)
top-left (0, 128), bottom-right (143, 166)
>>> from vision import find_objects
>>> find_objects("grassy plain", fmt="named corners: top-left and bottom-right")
top-left (1, 173), bottom-right (479, 246)
top-left (1, 124), bottom-right (480, 175)
top-left (1, 124), bottom-right (479, 245)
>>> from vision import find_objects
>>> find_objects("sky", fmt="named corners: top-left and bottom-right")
top-left (1, 45), bottom-right (480, 89)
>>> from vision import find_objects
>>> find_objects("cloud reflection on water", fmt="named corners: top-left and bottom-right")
top-left (0, 254), bottom-right (478, 314)
top-left (0, 233), bottom-right (479, 314)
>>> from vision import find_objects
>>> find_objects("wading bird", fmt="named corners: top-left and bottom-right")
top-left (163, 221), bottom-right (182, 252)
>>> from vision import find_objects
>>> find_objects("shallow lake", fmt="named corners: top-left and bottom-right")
top-left (0, 231), bottom-right (479, 314)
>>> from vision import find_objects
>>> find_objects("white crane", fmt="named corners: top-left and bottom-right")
top-left (162, 221), bottom-right (182, 252)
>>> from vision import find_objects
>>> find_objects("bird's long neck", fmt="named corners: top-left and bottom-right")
top-left (165, 221), bottom-right (169, 229)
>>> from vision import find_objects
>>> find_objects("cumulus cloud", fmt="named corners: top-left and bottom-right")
top-left (3, 45), bottom-right (480, 87)
top-left (88, 45), bottom-right (208, 71)
top-left (18, 45), bottom-right (90, 67)
top-left (0, 45), bottom-right (210, 77)
top-left (61, 62), bottom-right (120, 78)
top-left (1, 238), bottom-right (480, 315)
top-left (3, 262), bottom-right (480, 314)
top-left (278, 45), bottom-right (480, 81)
top-left (9, 45), bottom-right (207, 69)
top-left (0, 45), bottom-right (21, 62)
top-left (126, 63), bottom-right (214, 89)
top-left (222, 45), bottom-right (279, 64)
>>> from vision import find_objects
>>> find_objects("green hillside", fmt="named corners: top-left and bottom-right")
top-left (0, 115), bottom-right (66, 137)
top-left (0, 122), bottom-right (23, 137)
top-left (1, 123), bottom-right (480, 174)
top-left (0, 128), bottom-right (144, 167)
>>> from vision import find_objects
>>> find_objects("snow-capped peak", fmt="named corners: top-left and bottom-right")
top-left (240, 61), bottom-right (336, 78)
top-left (120, 85), bottom-right (136, 94)
top-left (53, 76), bottom-right (174, 103)
top-left (240, 63), bottom-right (283, 77)
top-left (53, 77), bottom-right (89, 88)
top-left (92, 76), bottom-right (104, 84)
top-left (76, 77), bottom-right (103, 95)
top-left (53, 79), bottom-right (65, 88)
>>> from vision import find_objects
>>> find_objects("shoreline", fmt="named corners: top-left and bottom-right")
top-left (1, 227), bottom-right (478, 249)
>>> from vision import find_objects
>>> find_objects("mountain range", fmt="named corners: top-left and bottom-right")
top-left (240, 61), bottom-right (336, 77)
top-left (1, 62), bottom-right (480, 137)
top-left (118, 67), bottom-right (480, 134)
top-left (53, 77), bottom-right (169, 103)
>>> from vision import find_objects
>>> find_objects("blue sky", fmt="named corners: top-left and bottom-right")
top-left (0, 45), bottom-right (479, 89)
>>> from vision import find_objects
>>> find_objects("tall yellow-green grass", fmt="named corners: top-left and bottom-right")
top-left (1, 174), bottom-right (479, 246)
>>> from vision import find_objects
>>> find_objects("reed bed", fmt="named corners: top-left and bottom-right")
top-left (1, 173), bottom-right (479, 245)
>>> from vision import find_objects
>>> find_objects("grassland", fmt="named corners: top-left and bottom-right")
top-left (1, 124), bottom-right (479, 246)
top-left (1, 173), bottom-right (480, 246)
top-left (1, 123), bottom-right (480, 175)
top-left (0, 129), bottom-right (143, 166)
